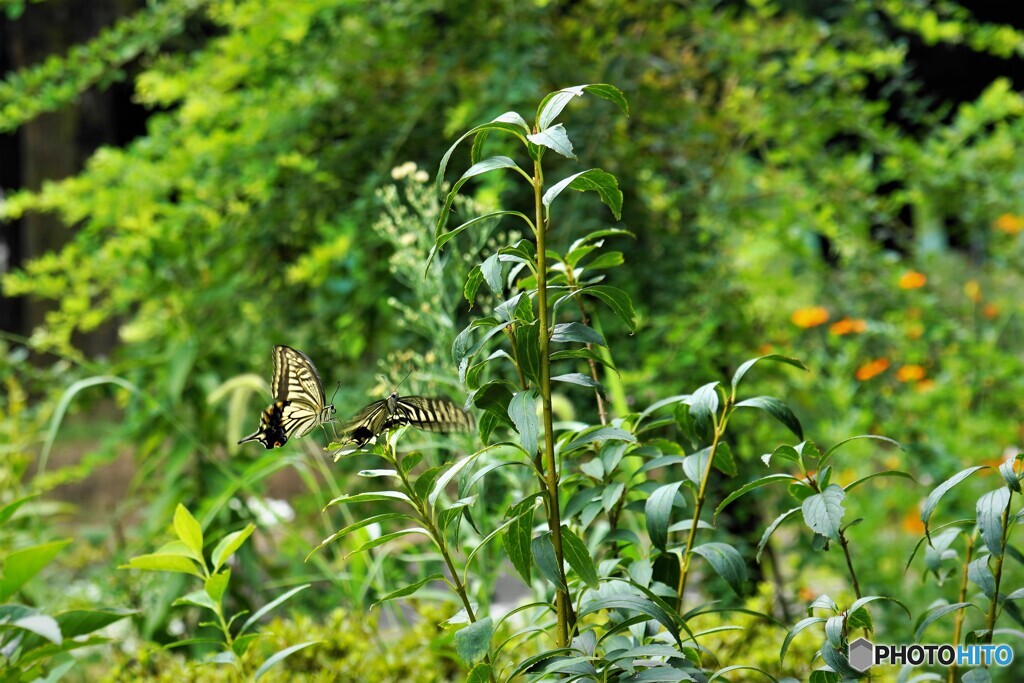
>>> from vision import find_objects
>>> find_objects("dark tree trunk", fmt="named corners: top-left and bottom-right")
top-left (1, 0), bottom-right (145, 355)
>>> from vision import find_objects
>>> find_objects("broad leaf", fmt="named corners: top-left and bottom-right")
top-left (0, 539), bottom-right (72, 601)
top-left (801, 485), bottom-right (846, 542)
top-left (561, 526), bottom-right (600, 590)
top-left (646, 482), bottom-right (684, 551)
top-left (977, 488), bottom-right (1011, 555)
top-left (508, 390), bottom-right (540, 457)
top-left (691, 542), bottom-right (747, 596)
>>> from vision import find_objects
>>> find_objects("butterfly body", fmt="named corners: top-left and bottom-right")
top-left (239, 346), bottom-right (336, 449)
top-left (345, 392), bottom-right (475, 447)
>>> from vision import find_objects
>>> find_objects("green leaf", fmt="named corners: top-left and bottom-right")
top-left (542, 169), bottom-right (623, 221)
top-left (503, 498), bottom-right (537, 585)
top-left (583, 285), bottom-right (635, 331)
top-left (551, 373), bottom-right (606, 395)
top-left (968, 557), bottom-right (996, 598)
top-left (307, 513), bottom-right (407, 559)
top-left (551, 322), bottom-right (606, 346)
top-left (373, 574), bottom-right (446, 606)
top-left (204, 570), bottom-right (230, 606)
top-left (348, 528), bottom-right (430, 556)
top-left (481, 252), bottom-right (504, 297)
top-left (689, 382), bottom-right (719, 438)
top-left (914, 602), bottom-right (978, 642)
top-left (173, 589), bottom-right (218, 612)
top-left (55, 608), bottom-right (136, 638)
top-left (468, 663), bottom-right (493, 683)
top-left (514, 321), bottom-right (541, 385)
top-left (532, 532), bottom-right (565, 590)
top-left (535, 84), bottom-right (628, 130)
top-left (561, 526), bottom-right (600, 590)
top-left (691, 542), bottom-right (747, 596)
top-left (646, 481), bottom-right (683, 551)
top-left (435, 117), bottom-right (530, 201)
top-left (977, 488), bottom-right (1011, 555)
top-left (173, 504), bottom-right (204, 559)
top-left (563, 425), bottom-right (635, 453)
top-left (455, 617), bottom-right (493, 665)
top-left (240, 584), bottom-right (311, 635)
top-left (801, 485), bottom-right (846, 542)
top-left (709, 666), bottom-right (779, 683)
top-left (508, 390), bottom-right (539, 457)
top-left (713, 441), bottom-right (737, 477)
top-left (819, 434), bottom-right (902, 469)
top-left (1000, 456), bottom-right (1022, 493)
top-left (781, 616), bottom-right (826, 663)
top-left (961, 670), bottom-right (992, 683)
top-left (921, 466), bottom-right (987, 534)
top-left (843, 470), bottom-right (915, 492)
top-left (324, 491), bottom-right (412, 509)
top-left (211, 524), bottom-right (255, 572)
top-left (577, 592), bottom-right (680, 644)
top-left (527, 123), bottom-right (576, 160)
top-left (428, 210), bottom-right (533, 271)
top-left (464, 265), bottom-right (484, 305)
top-left (0, 539), bottom-right (72, 601)
top-left (731, 355), bottom-right (807, 394)
top-left (715, 474), bottom-right (797, 521)
top-left (734, 396), bottom-right (803, 440)
top-left (9, 614), bottom-right (62, 645)
top-left (254, 641), bottom-right (320, 681)
top-left (232, 633), bottom-right (262, 658)
top-left (122, 552), bottom-right (202, 577)
top-left (0, 493), bottom-right (37, 526)
top-left (762, 444), bottom-right (800, 467)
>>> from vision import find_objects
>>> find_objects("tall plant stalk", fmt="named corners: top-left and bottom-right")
top-left (534, 158), bottom-right (571, 646)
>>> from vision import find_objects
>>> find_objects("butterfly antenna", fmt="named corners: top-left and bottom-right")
top-left (329, 380), bottom-right (341, 406)
top-left (393, 368), bottom-right (414, 395)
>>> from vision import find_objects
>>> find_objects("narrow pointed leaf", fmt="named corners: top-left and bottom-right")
top-left (254, 641), bottom-right (320, 681)
top-left (561, 526), bottom-right (600, 590)
top-left (734, 396), bottom-right (803, 440)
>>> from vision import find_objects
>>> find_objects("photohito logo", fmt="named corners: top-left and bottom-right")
top-left (848, 638), bottom-right (1015, 671)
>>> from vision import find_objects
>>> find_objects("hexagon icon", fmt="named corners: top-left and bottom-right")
top-left (848, 638), bottom-right (874, 672)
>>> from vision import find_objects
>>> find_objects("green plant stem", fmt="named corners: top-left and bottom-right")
top-left (984, 496), bottom-right (1013, 644)
top-left (837, 530), bottom-right (863, 601)
top-left (392, 445), bottom-right (497, 682)
top-left (949, 533), bottom-right (976, 683)
top-left (503, 327), bottom-right (529, 389)
top-left (534, 158), bottom-right (571, 647)
top-left (676, 409), bottom-right (729, 610)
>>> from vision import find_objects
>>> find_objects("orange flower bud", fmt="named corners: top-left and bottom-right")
top-left (791, 306), bottom-right (830, 328)
top-left (898, 271), bottom-right (927, 289)
top-left (855, 358), bottom-right (890, 381)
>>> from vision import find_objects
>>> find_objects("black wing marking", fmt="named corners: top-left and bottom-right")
top-left (343, 398), bottom-right (392, 446)
top-left (238, 401), bottom-right (291, 449)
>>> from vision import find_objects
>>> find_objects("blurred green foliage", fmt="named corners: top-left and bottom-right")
top-left (0, 0), bottom-right (1022, 679)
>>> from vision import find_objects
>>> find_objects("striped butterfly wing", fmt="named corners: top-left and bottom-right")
top-left (343, 398), bottom-right (392, 447)
top-left (388, 396), bottom-right (476, 434)
top-left (239, 346), bottom-right (333, 449)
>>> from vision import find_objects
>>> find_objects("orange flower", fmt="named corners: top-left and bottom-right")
top-left (855, 358), bottom-right (890, 381)
top-left (964, 280), bottom-right (982, 302)
top-left (902, 510), bottom-right (925, 535)
top-left (896, 365), bottom-right (926, 382)
top-left (791, 306), bottom-right (830, 328)
top-left (829, 318), bottom-right (867, 336)
top-left (915, 379), bottom-right (936, 393)
top-left (994, 213), bottom-right (1024, 235)
top-left (898, 271), bottom-right (927, 289)
top-left (983, 303), bottom-right (999, 319)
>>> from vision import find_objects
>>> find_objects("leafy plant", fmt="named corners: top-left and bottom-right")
top-left (0, 494), bottom-right (134, 682)
top-left (123, 504), bottom-right (317, 681)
